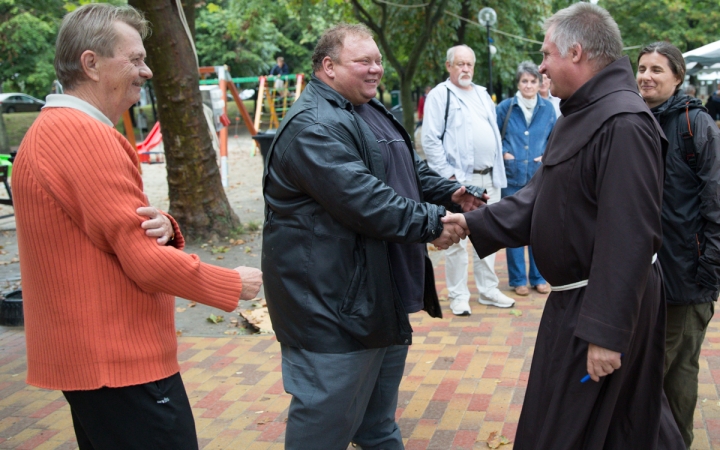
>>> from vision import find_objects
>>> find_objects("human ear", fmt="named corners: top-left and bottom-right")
top-left (571, 44), bottom-right (583, 63)
top-left (79, 50), bottom-right (101, 82)
top-left (322, 56), bottom-right (336, 80)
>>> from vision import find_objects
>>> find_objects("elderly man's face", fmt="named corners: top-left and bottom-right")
top-left (98, 21), bottom-right (152, 114)
top-left (446, 47), bottom-right (475, 89)
top-left (331, 35), bottom-right (383, 105)
top-left (539, 30), bottom-right (573, 100)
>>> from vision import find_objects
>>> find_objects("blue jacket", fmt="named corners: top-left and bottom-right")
top-left (496, 95), bottom-right (556, 187)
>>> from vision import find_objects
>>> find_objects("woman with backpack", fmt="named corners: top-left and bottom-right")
top-left (637, 41), bottom-right (720, 449)
top-left (495, 61), bottom-right (556, 296)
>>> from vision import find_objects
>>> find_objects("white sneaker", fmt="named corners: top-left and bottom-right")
top-left (449, 298), bottom-right (472, 316)
top-left (478, 289), bottom-right (515, 308)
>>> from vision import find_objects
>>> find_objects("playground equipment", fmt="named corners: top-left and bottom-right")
top-left (121, 66), bottom-right (302, 186)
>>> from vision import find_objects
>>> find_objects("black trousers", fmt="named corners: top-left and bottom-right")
top-left (63, 372), bottom-right (198, 450)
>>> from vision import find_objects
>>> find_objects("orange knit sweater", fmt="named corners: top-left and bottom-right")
top-left (14, 107), bottom-right (243, 391)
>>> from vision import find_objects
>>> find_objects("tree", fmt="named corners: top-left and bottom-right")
top-left (349, 0), bottom-right (451, 134)
top-left (0, 0), bottom-right (63, 97)
top-left (129, 0), bottom-right (241, 240)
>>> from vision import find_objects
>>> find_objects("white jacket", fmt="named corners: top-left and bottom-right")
top-left (421, 79), bottom-right (507, 188)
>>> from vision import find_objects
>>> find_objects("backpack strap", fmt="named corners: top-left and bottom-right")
top-left (500, 99), bottom-right (515, 141)
top-left (440, 86), bottom-right (451, 142)
top-left (679, 102), bottom-right (700, 172)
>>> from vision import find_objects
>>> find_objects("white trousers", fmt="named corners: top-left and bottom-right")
top-left (445, 173), bottom-right (500, 302)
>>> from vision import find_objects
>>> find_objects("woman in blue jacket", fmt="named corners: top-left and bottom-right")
top-left (496, 61), bottom-right (556, 296)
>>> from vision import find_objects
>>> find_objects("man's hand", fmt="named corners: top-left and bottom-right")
top-left (137, 206), bottom-right (174, 245)
top-left (235, 266), bottom-right (263, 300)
top-left (586, 343), bottom-right (622, 382)
top-left (431, 215), bottom-right (467, 250)
top-left (451, 186), bottom-right (487, 212)
top-left (441, 212), bottom-right (469, 237)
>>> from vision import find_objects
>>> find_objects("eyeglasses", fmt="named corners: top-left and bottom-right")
top-left (453, 62), bottom-right (474, 69)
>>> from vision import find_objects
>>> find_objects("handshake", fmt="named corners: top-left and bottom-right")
top-left (431, 212), bottom-right (470, 250)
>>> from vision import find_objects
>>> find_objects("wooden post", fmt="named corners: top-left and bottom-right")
top-left (122, 110), bottom-right (141, 173)
top-left (219, 77), bottom-right (229, 187)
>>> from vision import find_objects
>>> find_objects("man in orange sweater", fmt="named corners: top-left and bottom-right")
top-left (13, 4), bottom-right (263, 449)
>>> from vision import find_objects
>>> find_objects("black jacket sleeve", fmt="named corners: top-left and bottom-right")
top-left (694, 112), bottom-right (720, 291)
top-left (277, 122), bottom-right (445, 244)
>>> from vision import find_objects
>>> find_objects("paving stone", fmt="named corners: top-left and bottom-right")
top-left (1, 253), bottom-right (719, 449)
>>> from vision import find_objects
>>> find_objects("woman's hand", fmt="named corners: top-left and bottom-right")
top-left (503, 153), bottom-right (515, 160)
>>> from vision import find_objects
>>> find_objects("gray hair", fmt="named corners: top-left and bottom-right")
top-left (55, 3), bottom-right (149, 91)
top-left (446, 45), bottom-right (476, 65)
top-left (685, 84), bottom-right (696, 96)
top-left (544, 3), bottom-right (623, 72)
top-left (312, 23), bottom-right (373, 73)
top-left (516, 61), bottom-right (540, 84)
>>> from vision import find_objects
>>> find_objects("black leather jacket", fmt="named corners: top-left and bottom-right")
top-left (653, 95), bottom-right (720, 304)
top-left (262, 77), bottom-right (463, 352)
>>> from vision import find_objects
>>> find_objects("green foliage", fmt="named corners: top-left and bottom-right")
top-left (603, 0), bottom-right (720, 64)
top-left (195, 0), bottom-right (345, 79)
top-left (0, 0), bottom-right (63, 97)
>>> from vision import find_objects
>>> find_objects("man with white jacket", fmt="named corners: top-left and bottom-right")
top-left (422, 44), bottom-right (512, 315)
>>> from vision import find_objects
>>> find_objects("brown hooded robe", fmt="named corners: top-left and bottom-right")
top-left (464, 57), bottom-right (685, 449)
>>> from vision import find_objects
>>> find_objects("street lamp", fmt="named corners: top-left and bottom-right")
top-left (478, 7), bottom-right (497, 97)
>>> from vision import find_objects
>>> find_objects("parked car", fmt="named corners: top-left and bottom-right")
top-left (0, 93), bottom-right (45, 113)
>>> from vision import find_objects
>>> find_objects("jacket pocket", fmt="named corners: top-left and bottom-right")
top-left (341, 264), bottom-right (364, 314)
top-left (504, 158), bottom-right (518, 185)
top-left (340, 239), bottom-right (367, 316)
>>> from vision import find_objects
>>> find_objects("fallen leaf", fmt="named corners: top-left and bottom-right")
top-left (176, 307), bottom-right (186, 313)
top-left (207, 314), bottom-right (224, 324)
top-left (230, 317), bottom-right (238, 325)
top-left (223, 330), bottom-right (238, 335)
top-left (244, 246), bottom-right (252, 253)
top-left (188, 302), bottom-right (197, 308)
top-left (176, 330), bottom-right (183, 336)
top-left (486, 431), bottom-right (512, 448)
top-left (509, 309), bottom-right (523, 317)
top-left (216, 255), bottom-right (224, 260)
top-left (703, 398), bottom-right (708, 403)
top-left (211, 245), bottom-right (229, 254)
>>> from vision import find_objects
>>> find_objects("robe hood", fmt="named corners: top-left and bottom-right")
top-left (543, 56), bottom-right (661, 166)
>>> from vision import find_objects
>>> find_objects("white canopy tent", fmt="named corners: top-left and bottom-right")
top-left (684, 40), bottom-right (720, 65)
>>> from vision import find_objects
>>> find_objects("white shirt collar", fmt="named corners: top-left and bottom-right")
top-left (43, 94), bottom-right (114, 127)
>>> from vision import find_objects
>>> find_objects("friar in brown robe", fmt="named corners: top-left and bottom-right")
top-left (443, 4), bottom-right (686, 449)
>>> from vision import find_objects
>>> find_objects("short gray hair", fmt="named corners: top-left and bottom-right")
top-left (516, 61), bottom-right (540, 84)
top-left (544, 3), bottom-right (622, 72)
top-left (312, 23), bottom-right (373, 73)
top-left (55, 3), bottom-right (149, 91)
top-left (446, 45), bottom-right (476, 66)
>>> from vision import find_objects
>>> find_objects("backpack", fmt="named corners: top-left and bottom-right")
top-left (678, 102), bottom-right (702, 172)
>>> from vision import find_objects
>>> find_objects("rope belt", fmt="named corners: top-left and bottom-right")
top-left (551, 253), bottom-right (658, 292)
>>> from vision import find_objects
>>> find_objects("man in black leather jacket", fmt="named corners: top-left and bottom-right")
top-left (262, 24), bottom-right (483, 450)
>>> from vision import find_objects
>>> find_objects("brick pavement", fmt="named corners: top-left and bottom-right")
top-left (1, 252), bottom-right (720, 449)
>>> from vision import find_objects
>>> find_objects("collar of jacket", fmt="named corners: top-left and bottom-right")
top-left (543, 56), bottom-right (662, 166)
top-left (308, 75), bottom-right (355, 111)
top-left (651, 94), bottom-right (706, 126)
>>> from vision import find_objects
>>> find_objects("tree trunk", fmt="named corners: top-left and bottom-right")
top-left (399, 76), bottom-right (415, 136)
top-left (129, 0), bottom-right (240, 240)
top-left (455, 0), bottom-right (471, 45)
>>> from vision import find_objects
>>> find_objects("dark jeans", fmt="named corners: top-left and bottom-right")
top-left (63, 372), bottom-right (198, 450)
top-left (281, 344), bottom-right (408, 450)
top-left (664, 302), bottom-right (715, 449)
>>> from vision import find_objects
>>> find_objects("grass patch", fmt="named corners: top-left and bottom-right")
top-left (3, 112), bottom-right (40, 147)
